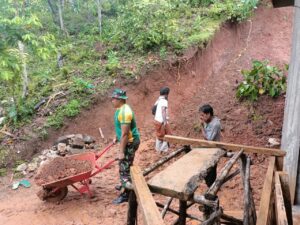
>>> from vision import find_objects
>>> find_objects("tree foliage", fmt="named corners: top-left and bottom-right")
top-left (236, 60), bottom-right (287, 101)
top-left (0, 0), bottom-right (258, 127)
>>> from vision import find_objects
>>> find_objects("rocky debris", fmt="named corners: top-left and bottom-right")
top-left (267, 137), bottom-right (280, 147)
top-left (20, 134), bottom-right (97, 174)
top-left (83, 134), bottom-right (95, 144)
top-left (57, 143), bottom-right (67, 156)
top-left (34, 157), bottom-right (93, 185)
top-left (55, 134), bottom-right (75, 145)
top-left (27, 162), bottom-right (38, 172)
top-left (16, 163), bottom-right (27, 172)
top-left (55, 134), bottom-right (95, 146)
top-left (54, 134), bottom-right (96, 156)
top-left (67, 146), bottom-right (85, 155)
top-left (69, 137), bottom-right (85, 149)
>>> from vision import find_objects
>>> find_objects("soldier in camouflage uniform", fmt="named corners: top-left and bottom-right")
top-left (111, 88), bottom-right (140, 204)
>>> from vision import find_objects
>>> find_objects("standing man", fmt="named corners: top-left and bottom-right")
top-left (111, 88), bottom-right (140, 204)
top-left (199, 104), bottom-right (221, 187)
top-left (153, 87), bottom-right (171, 153)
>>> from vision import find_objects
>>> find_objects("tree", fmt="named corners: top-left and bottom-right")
top-left (95, 0), bottom-right (102, 35)
top-left (0, 1), bottom-right (56, 122)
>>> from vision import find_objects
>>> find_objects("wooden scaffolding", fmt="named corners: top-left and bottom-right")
top-left (126, 135), bottom-right (293, 225)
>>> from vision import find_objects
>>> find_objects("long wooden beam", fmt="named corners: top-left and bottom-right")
top-left (257, 157), bottom-right (276, 225)
top-left (164, 135), bottom-right (286, 157)
top-left (274, 172), bottom-right (289, 225)
top-left (277, 172), bottom-right (293, 225)
top-left (130, 166), bottom-right (165, 225)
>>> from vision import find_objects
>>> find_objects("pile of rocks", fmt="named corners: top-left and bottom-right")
top-left (16, 134), bottom-right (97, 175)
top-left (53, 134), bottom-right (96, 156)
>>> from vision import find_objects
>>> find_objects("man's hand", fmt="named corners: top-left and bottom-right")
top-left (200, 118), bottom-right (205, 128)
top-left (113, 137), bottom-right (117, 144)
top-left (118, 151), bottom-right (125, 160)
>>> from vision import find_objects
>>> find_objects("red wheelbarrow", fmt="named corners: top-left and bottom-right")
top-left (36, 143), bottom-right (116, 202)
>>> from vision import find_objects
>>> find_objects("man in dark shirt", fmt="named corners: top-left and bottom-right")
top-left (199, 104), bottom-right (222, 187)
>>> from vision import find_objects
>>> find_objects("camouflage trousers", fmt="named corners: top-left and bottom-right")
top-left (119, 139), bottom-right (140, 187)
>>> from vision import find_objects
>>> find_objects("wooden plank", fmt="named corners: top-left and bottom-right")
top-left (148, 148), bottom-right (225, 200)
top-left (275, 172), bottom-right (289, 225)
top-left (281, 5), bottom-right (300, 205)
top-left (130, 166), bottom-right (165, 225)
top-left (278, 172), bottom-right (293, 225)
top-left (257, 157), bottom-right (276, 225)
top-left (276, 156), bottom-right (284, 171)
top-left (164, 135), bottom-right (286, 157)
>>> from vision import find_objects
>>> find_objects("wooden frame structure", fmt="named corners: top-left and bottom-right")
top-left (126, 135), bottom-right (293, 225)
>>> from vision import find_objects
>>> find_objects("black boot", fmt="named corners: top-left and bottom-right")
top-left (112, 192), bottom-right (129, 205)
top-left (114, 184), bottom-right (122, 191)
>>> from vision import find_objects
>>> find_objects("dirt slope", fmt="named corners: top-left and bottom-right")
top-left (0, 5), bottom-right (293, 225)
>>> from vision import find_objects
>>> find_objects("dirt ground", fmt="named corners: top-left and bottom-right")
top-left (0, 5), bottom-right (294, 225)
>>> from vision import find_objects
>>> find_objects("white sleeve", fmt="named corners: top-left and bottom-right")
top-left (161, 99), bottom-right (168, 108)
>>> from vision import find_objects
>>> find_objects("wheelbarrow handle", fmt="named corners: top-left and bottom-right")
top-left (96, 142), bottom-right (115, 159)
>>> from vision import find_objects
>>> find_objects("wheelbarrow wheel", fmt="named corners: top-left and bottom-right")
top-left (37, 187), bottom-right (68, 202)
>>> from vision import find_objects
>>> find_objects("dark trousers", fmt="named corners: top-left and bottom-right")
top-left (119, 139), bottom-right (140, 187)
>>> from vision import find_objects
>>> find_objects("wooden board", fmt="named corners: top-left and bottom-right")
top-left (275, 172), bottom-right (289, 225)
top-left (257, 157), bottom-right (276, 225)
top-left (281, 5), bottom-right (300, 205)
top-left (164, 135), bottom-right (286, 157)
top-left (278, 172), bottom-right (293, 225)
top-left (130, 166), bottom-right (165, 225)
top-left (148, 148), bottom-right (225, 200)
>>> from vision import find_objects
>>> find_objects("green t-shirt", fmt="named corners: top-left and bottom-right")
top-left (114, 104), bottom-right (140, 142)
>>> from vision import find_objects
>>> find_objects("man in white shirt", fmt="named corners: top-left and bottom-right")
top-left (153, 87), bottom-right (171, 152)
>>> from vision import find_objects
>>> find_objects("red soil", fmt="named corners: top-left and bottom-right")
top-left (0, 5), bottom-right (293, 225)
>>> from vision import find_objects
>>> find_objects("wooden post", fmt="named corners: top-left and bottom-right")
top-left (257, 157), bottom-right (276, 225)
top-left (130, 166), bottom-right (165, 225)
top-left (281, 3), bottom-right (300, 204)
top-left (278, 172), bottom-right (293, 225)
top-left (201, 208), bottom-right (223, 225)
top-left (276, 156), bottom-right (284, 171)
top-left (242, 156), bottom-right (256, 225)
top-left (127, 191), bottom-right (138, 225)
top-left (274, 172), bottom-right (289, 225)
top-left (177, 200), bottom-right (187, 225)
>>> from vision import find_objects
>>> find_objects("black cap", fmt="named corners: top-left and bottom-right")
top-left (160, 87), bottom-right (170, 95)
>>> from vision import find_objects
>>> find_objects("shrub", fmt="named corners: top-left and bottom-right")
top-left (64, 99), bottom-right (81, 117)
top-left (236, 60), bottom-right (287, 101)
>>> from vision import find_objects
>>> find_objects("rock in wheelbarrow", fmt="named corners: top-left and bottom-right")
top-left (34, 157), bottom-right (93, 185)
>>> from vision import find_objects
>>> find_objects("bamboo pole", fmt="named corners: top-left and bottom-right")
top-left (161, 197), bottom-right (173, 218)
top-left (207, 150), bottom-right (244, 195)
top-left (143, 146), bottom-right (189, 176)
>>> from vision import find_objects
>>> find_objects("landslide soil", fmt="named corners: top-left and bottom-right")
top-left (34, 157), bottom-right (93, 185)
top-left (0, 5), bottom-right (293, 225)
